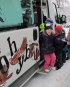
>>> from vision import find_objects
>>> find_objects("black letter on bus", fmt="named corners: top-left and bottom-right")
top-left (24, 44), bottom-right (30, 62)
top-left (7, 37), bottom-right (17, 56)
top-left (0, 56), bottom-right (9, 74)
top-left (16, 56), bottom-right (24, 74)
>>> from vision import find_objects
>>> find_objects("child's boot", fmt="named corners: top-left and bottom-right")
top-left (51, 67), bottom-right (56, 70)
top-left (44, 69), bottom-right (50, 73)
top-left (66, 57), bottom-right (69, 60)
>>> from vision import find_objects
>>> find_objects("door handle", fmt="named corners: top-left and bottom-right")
top-left (33, 29), bottom-right (37, 41)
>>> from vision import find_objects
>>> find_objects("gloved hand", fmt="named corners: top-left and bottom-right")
top-left (63, 47), bottom-right (68, 52)
top-left (61, 38), bottom-right (67, 42)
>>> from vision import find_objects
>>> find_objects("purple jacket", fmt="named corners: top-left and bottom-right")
top-left (39, 32), bottom-right (59, 54)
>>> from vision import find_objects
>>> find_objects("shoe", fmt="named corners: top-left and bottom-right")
top-left (66, 57), bottom-right (69, 60)
top-left (51, 67), bottom-right (56, 70)
top-left (56, 64), bottom-right (62, 70)
top-left (63, 60), bottom-right (66, 63)
top-left (44, 69), bottom-right (50, 73)
top-left (60, 63), bottom-right (63, 67)
top-left (56, 66), bottom-right (61, 70)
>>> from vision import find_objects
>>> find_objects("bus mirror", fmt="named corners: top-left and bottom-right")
top-left (55, 14), bottom-right (60, 23)
top-left (55, 14), bottom-right (66, 24)
top-left (61, 15), bottom-right (66, 23)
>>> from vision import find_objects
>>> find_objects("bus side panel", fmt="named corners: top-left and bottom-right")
top-left (0, 27), bottom-right (40, 87)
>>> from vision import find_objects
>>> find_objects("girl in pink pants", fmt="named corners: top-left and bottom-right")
top-left (44, 52), bottom-right (56, 72)
top-left (39, 23), bottom-right (60, 73)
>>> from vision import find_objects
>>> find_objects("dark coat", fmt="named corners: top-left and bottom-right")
top-left (39, 32), bottom-right (59, 54)
top-left (54, 33), bottom-right (65, 53)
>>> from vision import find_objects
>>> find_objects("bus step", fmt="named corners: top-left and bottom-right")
top-left (37, 66), bottom-right (47, 75)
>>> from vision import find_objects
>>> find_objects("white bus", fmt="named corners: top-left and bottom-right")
top-left (0, 0), bottom-right (66, 87)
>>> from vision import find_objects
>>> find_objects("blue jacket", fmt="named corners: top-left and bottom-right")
top-left (39, 32), bottom-right (59, 54)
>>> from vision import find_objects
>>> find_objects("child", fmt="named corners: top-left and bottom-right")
top-left (54, 25), bottom-right (66, 70)
top-left (39, 23), bottom-right (59, 72)
top-left (62, 29), bottom-right (67, 63)
top-left (39, 18), bottom-right (54, 63)
top-left (40, 18), bottom-right (53, 32)
top-left (67, 29), bottom-right (70, 59)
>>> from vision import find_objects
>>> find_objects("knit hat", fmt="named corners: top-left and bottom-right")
top-left (40, 23), bottom-right (45, 31)
top-left (45, 23), bottom-right (52, 30)
top-left (55, 25), bottom-right (62, 33)
top-left (45, 18), bottom-right (53, 26)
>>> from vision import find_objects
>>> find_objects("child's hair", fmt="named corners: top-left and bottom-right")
top-left (67, 29), bottom-right (70, 41)
top-left (43, 30), bottom-right (53, 36)
top-left (43, 24), bottom-right (53, 35)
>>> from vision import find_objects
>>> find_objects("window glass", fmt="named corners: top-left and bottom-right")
top-left (52, 3), bottom-right (59, 23)
top-left (52, 3), bottom-right (57, 16)
top-left (0, 0), bottom-right (38, 31)
top-left (32, 0), bottom-right (38, 24)
top-left (42, 4), bottom-right (48, 18)
top-left (0, 0), bottom-right (23, 28)
top-left (21, 0), bottom-right (38, 27)
top-left (42, 0), bottom-right (48, 22)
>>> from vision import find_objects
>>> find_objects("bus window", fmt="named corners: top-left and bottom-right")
top-left (42, 0), bottom-right (48, 20)
top-left (23, 9), bottom-right (32, 26)
top-left (32, 0), bottom-right (38, 25)
top-left (21, 0), bottom-right (38, 28)
top-left (52, 3), bottom-right (58, 23)
top-left (36, 0), bottom-right (49, 27)
top-left (0, 0), bottom-right (23, 28)
top-left (0, 0), bottom-right (38, 31)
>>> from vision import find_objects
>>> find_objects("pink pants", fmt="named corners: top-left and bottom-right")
top-left (44, 52), bottom-right (56, 70)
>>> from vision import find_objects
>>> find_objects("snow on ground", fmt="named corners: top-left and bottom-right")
top-left (24, 60), bottom-right (70, 87)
